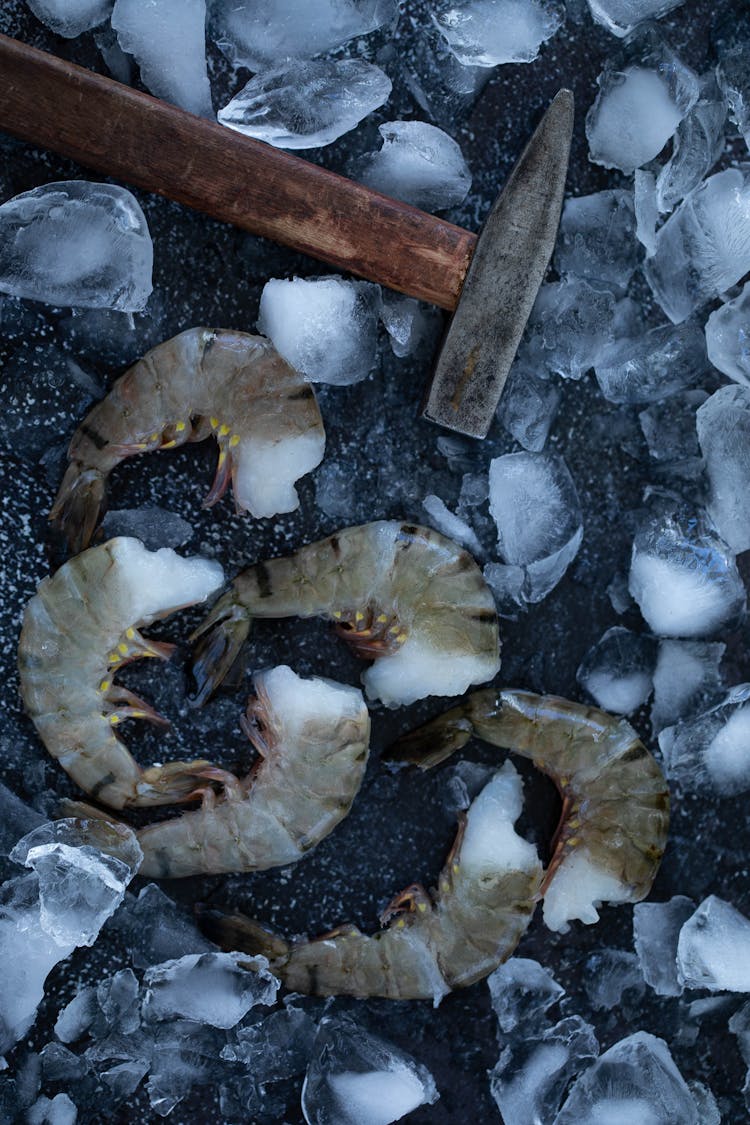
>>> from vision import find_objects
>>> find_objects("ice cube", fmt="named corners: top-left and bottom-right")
top-left (586, 35), bottom-right (699, 173)
top-left (111, 0), bottom-right (213, 118)
top-left (577, 627), bottom-right (656, 714)
top-left (637, 390), bottom-right (707, 466)
top-left (705, 281), bottom-right (750, 386)
top-left (585, 0), bottom-right (684, 37)
top-left (488, 451), bottom-right (583, 604)
top-left (584, 949), bottom-right (644, 1010)
top-left (431, 0), bottom-right (563, 67)
top-left (54, 987), bottom-right (98, 1044)
top-left (354, 121), bottom-right (471, 211)
top-left (633, 896), bottom-right (695, 996)
top-left (0, 182), bottom-right (153, 312)
top-left (650, 639), bottom-right (724, 734)
top-left (379, 294), bottom-right (438, 358)
top-left (141, 951), bottom-right (278, 1028)
top-left (716, 18), bottom-right (750, 153)
top-left (397, 16), bottom-right (491, 130)
top-left (645, 169), bottom-right (750, 323)
top-left (655, 75), bottom-right (726, 213)
top-left (556, 1031), bottom-right (705, 1123)
top-left (659, 684), bottom-right (750, 795)
top-left (677, 895), bottom-right (750, 991)
top-left (522, 278), bottom-right (617, 381)
top-left (25, 0), bottom-right (112, 37)
top-left (0, 783), bottom-right (44, 857)
top-left (696, 385), bottom-right (750, 552)
top-left (487, 957), bottom-right (564, 1034)
top-left (634, 169), bottom-right (657, 256)
top-left (554, 189), bottom-right (638, 294)
top-left (100, 507), bottom-right (193, 551)
top-left (628, 508), bottom-right (746, 638)
top-left (113, 883), bottom-right (216, 969)
top-left (302, 1016), bottom-right (439, 1125)
top-left (258, 277), bottom-right (380, 385)
top-left (221, 1004), bottom-right (317, 1082)
top-left (146, 1018), bottom-right (227, 1115)
top-left (422, 494), bottom-right (485, 559)
top-left (594, 319), bottom-right (708, 404)
top-left (209, 0), bottom-right (398, 69)
top-left (26, 1093), bottom-right (77, 1125)
top-left (497, 364), bottom-right (560, 452)
top-left (218, 59), bottom-right (392, 149)
top-left (490, 1016), bottom-right (598, 1125)
top-left (97, 969), bottom-right (141, 1035)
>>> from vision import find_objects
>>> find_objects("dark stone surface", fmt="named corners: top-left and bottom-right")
top-left (1, 0), bottom-right (748, 1121)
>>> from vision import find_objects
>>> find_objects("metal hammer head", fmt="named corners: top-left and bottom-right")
top-left (422, 90), bottom-right (575, 439)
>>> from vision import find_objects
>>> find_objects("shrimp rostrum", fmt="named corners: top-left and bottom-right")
top-left (191, 521), bottom-right (501, 708)
top-left (19, 537), bottom-right (225, 810)
top-left (50, 328), bottom-right (325, 554)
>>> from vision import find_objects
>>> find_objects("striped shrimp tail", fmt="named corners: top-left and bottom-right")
top-left (195, 906), bottom-right (290, 961)
top-left (383, 709), bottom-right (474, 770)
top-left (189, 595), bottom-right (251, 706)
top-left (49, 463), bottom-right (106, 555)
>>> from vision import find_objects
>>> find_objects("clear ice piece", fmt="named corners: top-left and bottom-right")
top-left (114, 883), bottom-right (216, 969)
top-left (218, 59), bottom-right (392, 149)
top-left (487, 957), bottom-right (564, 1034)
top-left (422, 494), bottom-right (485, 559)
top-left (715, 17), bottom-right (750, 153)
top-left (141, 952), bottom-right (278, 1029)
top-left (0, 782), bottom-right (44, 857)
top-left (593, 319), bottom-right (708, 403)
top-left (554, 189), bottom-right (638, 294)
top-left (490, 1016), bottom-right (598, 1125)
top-left (658, 684), bottom-right (750, 795)
top-left (111, 0), bottom-right (213, 118)
top-left (634, 169), bottom-right (657, 256)
top-left (302, 1016), bottom-right (439, 1125)
top-left (488, 451), bottom-right (583, 604)
top-left (25, 0), bottom-right (113, 37)
top-left (431, 0), bottom-right (563, 66)
top-left (585, 0), bottom-right (683, 38)
top-left (221, 1004), bottom-right (317, 1082)
top-left (584, 949), bottom-right (644, 1010)
top-left (705, 281), bottom-right (750, 386)
top-left (633, 896), bottom-right (695, 996)
top-left (498, 364), bottom-right (560, 452)
top-left (696, 384), bottom-right (750, 553)
top-left (258, 276), bottom-right (380, 385)
top-left (209, 0), bottom-right (398, 69)
top-left (650, 638), bottom-right (725, 734)
top-left (354, 121), bottom-right (471, 211)
top-left (677, 895), bottom-right (750, 992)
top-left (655, 75), bottom-right (726, 213)
top-left (397, 16), bottom-right (491, 130)
top-left (576, 626), bottom-right (656, 714)
top-left (637, 390), bottom-right (707, 466)
top-left (0, 182), bottom-right (153, 312)
top-left (522, 278), bottom-right (617, 381)
top-left (555, 1030), bottom-right (703, 1124)
top-left (645, 169), bottom-right (750, 323)
top-left (27, 1093), bottom-right (77, 1125)
top-left (100, 507), bottom-right (193, 551)
top-left (380, 294), bottom-right (438, 358)
top-left (628, 508), bottom-right (746, 638)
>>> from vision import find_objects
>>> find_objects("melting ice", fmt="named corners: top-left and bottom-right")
top-left (354, 121), bottom-right (471, 211)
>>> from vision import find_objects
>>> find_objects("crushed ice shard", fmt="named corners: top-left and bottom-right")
top-left (353, 121), bottom-right (471, 211)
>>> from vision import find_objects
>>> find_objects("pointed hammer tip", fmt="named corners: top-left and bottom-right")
top-left (548, 88), bottom-right (575, 126)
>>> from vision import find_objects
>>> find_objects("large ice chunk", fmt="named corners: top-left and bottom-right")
top-left (210, 0), bottom-right (398, 69)
top-left (398, 15), bottom-right (491, 130)
top-left (594, 319), bottom-right (708, 403)
top-left (491, 1016), bottom-right (598, 1125)
top-left (26, 0), bottom-right (112, 36)
top-left (431, 0), bottom-right (563, 66)
top-left (645, 169), bottom-right (750, 323)
top-left (633, 896), bottom-right (695, 996)
top-left (628, 509), bottom-right (746, 638)
top-left (354, 121), bottom-right (471, 211)
top-left (218, 59), bottom-right (392, 149)
top-left (555, 1031), bottom-right (706, 1123)
top-left (111, 0), bottom-right (213, 119)
top-left (655, 75), bottom-right (726, 213)
top-left (659, 684), bottom-right (750, 795)
top-left (696, 385), bottom-right (750, 553)
top-left (677, 895), bottom-right (750, 992)
top-left (258, 276), bottom-right (380, 385)
top-left (301, 1016), bottom-right (439, 1124)
top-left (586, 36), bottom-right (699, 173)
top-left (522, 278), bottom-right (617, 381)
top-left (576, 627), bottom-right (656, 714)
top-left (585, 0), bottom-right (684, 38)
top-left (554, 190), bottom-right (638, 294)
top-left (705, 282), bottom-right (750, 386)
top-left (141, 951), bottom-right (278, 1028)
top-left (487, 451), bottom-right (582, 604)
top-left (650, 639), bottom-right (725, 734)
top-left (0, 182), bottom-right (153, 312)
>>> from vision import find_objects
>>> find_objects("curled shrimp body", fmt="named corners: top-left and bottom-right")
top-left (18, 537), bottom-right (225, 810)
top-left (132, 665), bottom-right (371, 878)
top-left (389, 688), bottom-right (670, 933)
top-left (200, 761), bottom-right (543, 1003)
top-left (191, 521), bottom-right (501, 708)
top-left (50, 328), bottom-right (326, 554)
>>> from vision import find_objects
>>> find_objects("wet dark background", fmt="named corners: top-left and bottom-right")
top-left (1, 0), bottom-right (749, 1120)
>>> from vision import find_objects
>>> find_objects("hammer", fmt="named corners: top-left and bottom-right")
top-left (0, 33), bottom-right (573, 439)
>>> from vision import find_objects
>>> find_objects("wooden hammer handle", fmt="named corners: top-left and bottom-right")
top-left (0, 33), bottom-right (476, 310)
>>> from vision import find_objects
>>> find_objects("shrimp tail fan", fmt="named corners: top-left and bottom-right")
top-left (49, 464), bottom-right (106, 555)
top-left (383, 710), bottom-right (474, 770)
top-left (189, 596), bottom-right (251, 706)
top-left (195, 905), bottom-right (290, 961)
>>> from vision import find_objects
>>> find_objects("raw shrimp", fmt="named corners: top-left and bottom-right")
top-left (18, 537), bottom-right (225, 810)
top-left (191, 521), bottom-right (501, 708)
top-left (388, 688), bottom-right (670, 932)
top-left (128, 665), bottom-right (370, 878)
top-left (200, 761), bottom-right (543, 1002)
top-left (50, 327), bottom-right (326, 554)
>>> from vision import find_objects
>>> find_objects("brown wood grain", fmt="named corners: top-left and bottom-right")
top-left (0, 33), bottom-right (476, 310)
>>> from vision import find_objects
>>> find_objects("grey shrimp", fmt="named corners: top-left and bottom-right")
top-left (190, 521), bottom-right (501, 708)
top-left (200, 760), bottom-right (543, 1002)
top-left (125, 665), bottom-right (370, 878)
top-left (18, 537), bottom-right (224, 810)
top-left (50, 327), bottom-right (325, 554)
